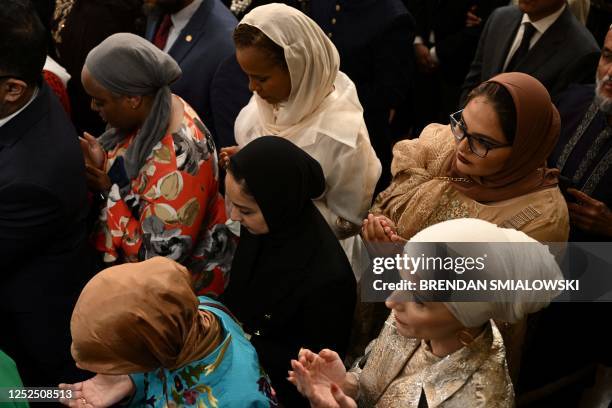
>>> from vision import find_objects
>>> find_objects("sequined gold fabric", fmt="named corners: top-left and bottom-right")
top-left (351, 315), bottom-right (514, 407)
top-left (52, 0), bottom-right (75, 45)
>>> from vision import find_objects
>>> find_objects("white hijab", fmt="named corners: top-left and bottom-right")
top-left (234, 3), bottom-right (364, 148)
top-left (405, 218), bottom-right (563, 328)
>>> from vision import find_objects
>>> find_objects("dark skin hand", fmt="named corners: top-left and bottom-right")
top-left (566, 188), bottom-right (612, 237)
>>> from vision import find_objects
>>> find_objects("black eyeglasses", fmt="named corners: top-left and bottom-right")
top-left (449, 109), bottom-right (511, 158)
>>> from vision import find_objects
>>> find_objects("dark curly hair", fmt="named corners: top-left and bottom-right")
top-left (233, 23), bottom-right (288, 71)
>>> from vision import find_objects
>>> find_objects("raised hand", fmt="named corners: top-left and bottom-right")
top-left (288, 348), bottom-right (349, 408)
top-left (59, 373), bottom-right (135, 408)
top-left (79, 132), bottom-right (106, 169)
top-left (219, 145), bottom-right (241, 169)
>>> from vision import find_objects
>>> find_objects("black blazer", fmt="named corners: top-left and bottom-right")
top-left (145, 0), bottom-right (251, 148)
top-left (408, 0), bottom-right (507, 83)
top-left (460, 5), bottom-right (600, 104)
top-left (0, 84), bottom-right (94, 386)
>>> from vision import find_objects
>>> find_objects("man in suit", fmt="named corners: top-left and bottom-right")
top-left (460, 0), bottom-right (599, 105)
top-left (0, 0), bottom-right (94, 388)
top-left (405, 0), bottom-right (506, 135)
top-left (144, 0), bottom-right (251, 148)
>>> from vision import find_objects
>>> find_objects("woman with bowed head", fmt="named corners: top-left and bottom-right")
top-left (79, 33), bottom-right (233, 296)
top-left (221, 136), bottom-right (357, 407)
top-left (220, 3), bottom-right (381, 270)
top-left (58, 257), bottom-right (276, 407)
top-left (363, 72), bottom-right (569, 245)
top-left (290, 218), bottom-right (564, 408)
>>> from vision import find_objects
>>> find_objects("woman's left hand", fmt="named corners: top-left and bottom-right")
top-left (85, 165), bottom-right (112, 192)
top-left (59, 374), bottom-right (135, 408)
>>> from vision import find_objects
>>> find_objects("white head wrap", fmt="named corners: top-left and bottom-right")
top-left (234, 3), bottom-right (364, 148)
top-left (406, 218), bottom-right (563, 327)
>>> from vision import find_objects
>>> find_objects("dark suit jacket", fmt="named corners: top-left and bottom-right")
top-left (460, 5), bottom-right (599, 104)
top-left (408, 0), bottom-right (507, 83)
top-left (145, 0), bottom-right (251, 148)
top-left (0, 84), bottom-right (94, 386)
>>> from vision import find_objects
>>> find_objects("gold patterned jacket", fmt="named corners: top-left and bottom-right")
top-left (350, 316), bottom-right (515, 407)
top-left (371, 124), bottom-right (569, 242)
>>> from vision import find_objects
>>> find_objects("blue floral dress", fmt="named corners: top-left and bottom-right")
top-left (129, 297), bottom-right (277, 407)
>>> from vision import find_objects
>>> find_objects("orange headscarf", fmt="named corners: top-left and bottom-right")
top-left (70, 257), bottom-right (221, 374)
top-left (449, 72), bottom-right (560, 202)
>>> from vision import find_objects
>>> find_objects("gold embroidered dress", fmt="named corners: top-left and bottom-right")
top-left (372, 124), bottom-right (569, 242)
top-left (351, 316), bottom-right (514, 407)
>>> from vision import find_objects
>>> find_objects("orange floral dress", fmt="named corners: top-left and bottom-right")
top-left (94, 98), bottom-right (234, 296)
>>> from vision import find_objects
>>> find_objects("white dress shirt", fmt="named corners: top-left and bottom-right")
top-left (0, 87), bottom-right (39, 128)
top-left (503, 4), bottom-right (566, 71)
top-left (163, 0), bottom-right (203, 53)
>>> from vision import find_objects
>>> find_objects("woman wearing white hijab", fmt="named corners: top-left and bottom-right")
top-left (288, 218), bottom-right (563, 408)
top-left (221, 3), bottom-right (381, 268)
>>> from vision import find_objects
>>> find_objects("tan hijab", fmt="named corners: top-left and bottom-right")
top-left (71, 257), bottom-right (221, 374)
top-left (449, 72), bottom-right (560, 202)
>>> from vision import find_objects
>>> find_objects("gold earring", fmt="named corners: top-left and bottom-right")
top-left (457, 329), bottom-right (475, 347)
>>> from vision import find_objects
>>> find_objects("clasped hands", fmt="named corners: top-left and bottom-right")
top-left (361, 214), bottom-right (407, 257)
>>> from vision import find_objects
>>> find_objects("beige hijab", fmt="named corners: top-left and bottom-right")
top-left (234, 3), bottom-right (364, 148)
top-left (71, 257), bottom-right (221, 374)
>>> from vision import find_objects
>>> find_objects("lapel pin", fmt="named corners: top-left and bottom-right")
top-left (185, 34), bottom-right (193, 42)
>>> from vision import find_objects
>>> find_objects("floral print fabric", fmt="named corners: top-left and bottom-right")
top-left (129, 297), bottom-right (278, 408)
top-left (94, 98), bottom-right (235, 296)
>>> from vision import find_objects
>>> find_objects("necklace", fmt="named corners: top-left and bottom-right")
top-left (434, 176), bottom-right (473, 183)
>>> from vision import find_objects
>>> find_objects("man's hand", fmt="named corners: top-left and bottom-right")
top-left (567, 188), bottom-right (612, 237)
top-left (414, 44), bottom-right (437, 73)
top-left (465, 5), bottom-right (482, 27)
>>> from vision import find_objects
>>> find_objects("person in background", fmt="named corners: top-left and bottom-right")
top-left (80, 33), bottom-right (233, 296)
top-left (221, 4), bottom-right (381, 270)
top-left (51, 0), bottom-right (144, 135)
top-left (517, 26), bottom-right (612, 407)
top-left (308, 0), bottom-right (415, 192)
top-left (143, 0), bottom-right (251, 148)
top-left (221, 136), bottom-right (356, 407)
top-left (59, 257), bottom-right (276, 408)
top-left (460, 0), bottom-right (599, 105)
top-left (405, 0), bottom-right (507, 136)
top-left (0, 0), bottom-right (94, 388)
top-left (290, 218), bottom-right (563, 408)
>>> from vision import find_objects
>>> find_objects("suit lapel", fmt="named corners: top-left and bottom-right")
top-left (168, 0), bottom-right (214, 64)
top-left (515, 7), bottom-right (570, 74)
top-left (493, 10), bottom-right (522, 73)
top-left (144, 15), bottom-right (159, 42)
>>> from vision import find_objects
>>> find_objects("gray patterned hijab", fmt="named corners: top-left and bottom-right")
top-left (84, 33), bottom-right (182, 179)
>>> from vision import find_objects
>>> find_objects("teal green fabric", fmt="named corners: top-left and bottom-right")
top-left (0, 349), bottom-right (29, 408)
top-left (129, 296), bottom-right (276, 407)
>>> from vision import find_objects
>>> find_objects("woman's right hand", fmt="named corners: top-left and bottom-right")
top-left (59, 374), bottom-right (135, 408)
top-left (79, 132), bottom-right (105, 170)
top-left (219, 145), bottom-right (241, 169)
top-left (288, 348), bottom-right (350, 408)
